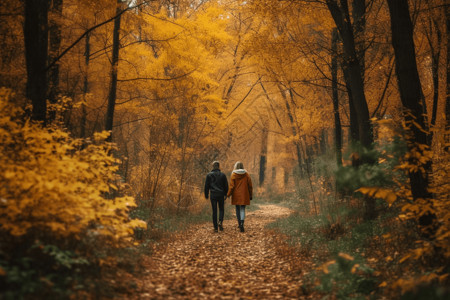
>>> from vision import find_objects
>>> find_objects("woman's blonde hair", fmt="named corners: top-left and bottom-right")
top-left (234, 161), bottom-right (244, 170)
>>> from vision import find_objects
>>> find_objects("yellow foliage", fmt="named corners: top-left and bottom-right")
top-left (0, 88), bottom-right (146, 242)
top-left (351, 263), bottom-right (360, 274)
top-left (392, 271), bottom-right (446, 295)
top-left (357, 187), bottom-right (397, 205)
top-left (358, 125), bottom-right (450, 294)
top-left (338, 252), bottom-right (354, 261)
top-left (320, 260), bottom-right (336, 274)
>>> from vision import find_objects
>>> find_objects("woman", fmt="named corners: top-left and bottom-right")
top-left (227, 161), bottom-right (253, 232)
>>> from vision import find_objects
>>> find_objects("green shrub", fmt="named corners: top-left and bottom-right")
top-left (0, 240), bottom-right (90, 299)
top-left (318, 253), bottom-right (376, 299)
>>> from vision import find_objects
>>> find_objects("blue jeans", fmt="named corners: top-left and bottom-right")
top-left (235, 205), bottom-right (246, 222)
top-left (210, 197), bottom-right (224, 229)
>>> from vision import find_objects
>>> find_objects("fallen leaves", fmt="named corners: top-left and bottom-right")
top-left (131, 205), bottom-right (312, 299)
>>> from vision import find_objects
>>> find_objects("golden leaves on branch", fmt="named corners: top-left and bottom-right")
top-left (0, 88), bottom-right (145, 244)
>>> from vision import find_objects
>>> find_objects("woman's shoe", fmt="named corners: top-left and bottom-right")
top-left (239, 221), bottom-right (245, 232)
top-left (218, 221), bottom-right (223, 231)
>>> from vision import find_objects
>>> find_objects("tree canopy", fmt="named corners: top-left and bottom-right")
top-left (0, 0), bottom-right (449, 298)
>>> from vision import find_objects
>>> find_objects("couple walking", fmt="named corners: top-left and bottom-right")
top-left (204, 161), bottom-right (253, 233)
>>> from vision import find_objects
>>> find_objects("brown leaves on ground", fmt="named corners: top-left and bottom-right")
top-left (132, 205), bottom-right (315, 299)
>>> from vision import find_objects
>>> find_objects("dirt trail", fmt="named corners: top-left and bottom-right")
top-left (135, 204), bottom-right (310, 299)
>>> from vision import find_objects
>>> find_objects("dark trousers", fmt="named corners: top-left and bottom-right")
top-left (210, 197), bottom-right (224, 229)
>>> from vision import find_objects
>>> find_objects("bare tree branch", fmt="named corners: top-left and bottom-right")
top-left (46, 1), bottom-right (151, 71)
top-left (226, 77), bottom-right (261, 119)
top-left (117, 69), bottom-right (196, 82)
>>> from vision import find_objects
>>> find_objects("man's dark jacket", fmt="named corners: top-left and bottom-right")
top-left (204, 169), bottom-right (228, 199)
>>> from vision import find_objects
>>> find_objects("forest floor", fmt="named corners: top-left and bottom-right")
top-left (128, 204), bottom-right (317, 299)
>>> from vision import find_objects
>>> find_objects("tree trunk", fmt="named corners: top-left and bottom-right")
top-left (352, 0), bottom-right (365, 80)
top-left (351, 0), bottom-right (366, 169)
top-left (300, 137), bottom-right (318, 215)
top-left (278, 84), bottom-right (303, 180)
top-left (105, 1), bottom-right (122, 141)
top-left (326, 0), bottom-right (373, 149)
top-left (423, 0), bottom-right (443, 139)
top-left (24, 0), bottom-right (50, 124)
top-left (320, 129), bottom-right (327, 155)
top-left (351, 0), bottom-right (365, 149)
top-left (80, 33), bottom-right (90, 138)
top-left (429, 27), bottom-right (441, 130)
top-left (259, 125), bottom-right (268, 186)
top-left (331, 28), bottom-right (343, 167)
top-left (342, 65), bottom-right (360, 144)
top-left (259, 154), bottom-right (266, 186)
top-left (284, 168), bottom-right (289, 189)
top-left (272, 166), bottom-right (276, 183)
top-left (387, 0), bottom-right (434, 229)
top-left (327, 0), bottom-right (376, 219)
top-left (446, 3), bottom-right (450, 150)
top-left (48, 0), bottom-right (63, 112)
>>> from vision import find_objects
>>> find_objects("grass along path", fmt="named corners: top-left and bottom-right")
top-left (132, 204), bottom-right (312, 299)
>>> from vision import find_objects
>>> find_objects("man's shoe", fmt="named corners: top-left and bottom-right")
top-left (214, 228), bottom-right (218, 233)
top-left (218, 221), bottom-right (223, 231)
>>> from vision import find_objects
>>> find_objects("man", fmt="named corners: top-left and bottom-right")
top-left (204, 161), bottom-right (228, 232)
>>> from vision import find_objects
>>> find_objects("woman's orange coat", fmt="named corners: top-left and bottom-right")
top-left (227, 172), bottom-right (253, 205)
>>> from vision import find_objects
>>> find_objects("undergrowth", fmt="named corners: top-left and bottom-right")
top-left (266, 137), bottom-right (449, 299)
top-left (268, 199), bottom-right (382, 299)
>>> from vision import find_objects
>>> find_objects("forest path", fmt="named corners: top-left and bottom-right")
top-left (133, 204), bottom-right (312, 299)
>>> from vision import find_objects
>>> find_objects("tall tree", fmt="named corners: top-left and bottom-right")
top-left (277, 84), bottom-right (304, 183)
top-left (427, 16), bottom-right (442, 131)
top-left (349, 0), bottom-right (365, 147)
top-left (331, 27), bottom-right (342, 166)
top-left (446, 3), bottom-right (450, 149)
top-left (352, 0), bottom-right (365, 79)
top-left (342, 65), bottom-right (359, 144)
top-left (259, 122), bottom-right (268, 186)
top-left (24, 0), bottom-right (50, 123)
top-left (105, 0), bottom-right (123, 141)
top-left (386, 0), bottom-right (433, 228)
top-left (48, 0), bottom-right (63, 110)
top-left (325, 0), bottom-right (373, 149)
top-left (420, 0), bottom-right (445, 140)
top-left (80, 33), bottom-right (90, 138)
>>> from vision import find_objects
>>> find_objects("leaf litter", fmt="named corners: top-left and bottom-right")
top-left (132, 205), bottom-right (316, 299)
